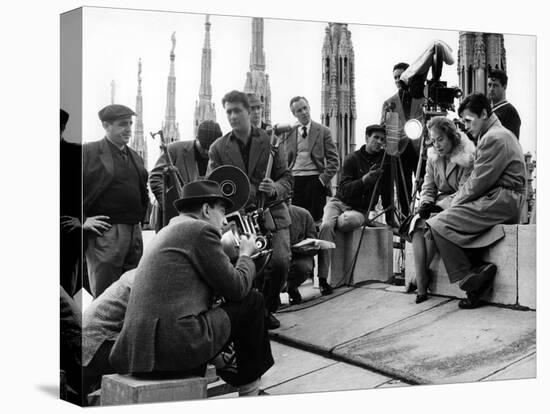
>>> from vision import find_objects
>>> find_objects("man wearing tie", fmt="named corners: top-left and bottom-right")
top-left (283, 96), bottom-right (339, 223)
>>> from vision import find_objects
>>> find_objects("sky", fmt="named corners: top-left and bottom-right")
top-left (68, 7), bottom-right (536, 171)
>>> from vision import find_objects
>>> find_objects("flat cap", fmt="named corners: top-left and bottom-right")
top-left (197, 120), bottom-right (223, 150)
top-left (246, 93), bottom-right (263, 107)
top-left (365, 124), bottom-right (386, 136)
top-left (98, 104), bottom-right (136, 122)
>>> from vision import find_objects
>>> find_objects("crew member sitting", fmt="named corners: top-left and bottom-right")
top-left (317, 124), bottom-right (386, 295)
top-left (109, 180), bottom-right (274, 397)
top-left (426, 93), bottom-right (526, 309)
top-left (287, 203), bottom-right (319, 305)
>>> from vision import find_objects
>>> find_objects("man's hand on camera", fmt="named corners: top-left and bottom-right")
top-left (362, 164), bottom-right (383, 187)
top-left (259, 178), bottom-right (276, 196)
top-left (83, 215), bottom-right (111, 236)
top-left (239, 234), bottom-right (258, 258)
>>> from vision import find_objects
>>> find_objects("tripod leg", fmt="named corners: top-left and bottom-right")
top-left (397, 156), bottom-right (411, 215)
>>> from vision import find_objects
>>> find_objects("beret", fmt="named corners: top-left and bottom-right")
top-left (98, 104), bottom-right (136, 122)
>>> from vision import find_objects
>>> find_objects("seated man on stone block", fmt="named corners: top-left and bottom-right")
top-left (109, 180), bottom-right (274, 397)
top-left (82, 269), bottom-right (136, 397)
top-left (317, 124), bottom-right (388, 295)
top-left (426, 93), bottom-right (526, 309)
top-left (287, 203), bottom-right (320, 305)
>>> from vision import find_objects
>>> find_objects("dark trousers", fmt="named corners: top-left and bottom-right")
top-left (293, 175), bottom-right (327, 222)
top-left (429, 227), bottom-right (473, 283)
top-left (219, 289), bottom-right (274, 386)
top-left (288, 254), bottom-right (314, 290)
top-left (256, 227), bottom-right (290, 313)
top-left (83, 340), bottom-right (116, 396)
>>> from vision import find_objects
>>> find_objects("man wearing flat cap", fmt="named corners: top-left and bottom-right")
top-left (149, 120), bottom-right (223, 231)
top-left (247, 93), bottom-right (270, 130)
top-left (83, 104), bottom-right (148, 298)
top-left (317, 124), bottom-right (389, 293)
top-left (110, 180), bottom-right (274, 397)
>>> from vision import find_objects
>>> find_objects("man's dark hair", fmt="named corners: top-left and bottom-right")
top-left (178, 200), bottom-right (220, 214)
top-left (393, 62), bottom-right (409, 72)
top-left (60, 109), bottom-right (69, 132)
top-left (488, 69), bottom-right (508, 87)
top-left (222, 90), bottom-right (250, 111)
top-left (289, 96), bottom-right (309, 110)
top-left (458, 93), bottom-right (493, 118)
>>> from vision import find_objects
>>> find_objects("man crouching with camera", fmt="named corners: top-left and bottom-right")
top-left (109, 180), bottom-right (274, 397)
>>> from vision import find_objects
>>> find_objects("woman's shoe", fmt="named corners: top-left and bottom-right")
top-left (415, 293), bottom-right (428, 304)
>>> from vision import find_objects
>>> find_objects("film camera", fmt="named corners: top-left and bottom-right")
top-left (208, 165), bottom-right (274, 264)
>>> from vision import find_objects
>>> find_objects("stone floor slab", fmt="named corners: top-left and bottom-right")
top-left (273, 288), bottom-right (449, 352)
top-left (333, 301), bottom-right (535, 384)
top-left (264, 361), bottom-right (390, 396)
top-left (481, 353), bottom-right (536, 382)
top-left (261, 341), bottom-right (336, 390)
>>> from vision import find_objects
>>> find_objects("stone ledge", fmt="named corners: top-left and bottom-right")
top-left (404, 224), bottom-right (536, 309)
top-left (331, 226), bottom-right (393, 287)
top-left (100, 374), bottom-right (207, 406)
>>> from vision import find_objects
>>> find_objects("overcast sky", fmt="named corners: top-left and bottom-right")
top-left (70, 7), bottom-right (536, 171)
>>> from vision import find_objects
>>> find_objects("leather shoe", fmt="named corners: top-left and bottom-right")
top-left (415, 293), bottom-right (428, 304)
top-left (458, 263), bottom-right (497, 292)
top-left (319, 279), bottom-right (333, 296)
top-left (288, 287), bottom-right (302, 305)
top-left (458, 290), bottom-right (484, 309)
top-left (266, 313), bottom-right (280, 330)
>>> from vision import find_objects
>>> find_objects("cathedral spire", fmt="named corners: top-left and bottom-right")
top-left (194, 14), bottom-right (217, 135)
top-left (249, 17), bottom-right (265, 71)
top-left (321, 22), bottom-right (356, 181)
top-left (163, 31), bottom-right (180, 143)
top-left (458, 31), bottom-right (506, 97)
top-left (130, 58), bottom-right (147, 167)
top-left (244, 17), bottom-right (271, 124)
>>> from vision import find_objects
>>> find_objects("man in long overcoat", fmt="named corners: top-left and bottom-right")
top-left (109, 180), bottom-right (273, 396)
top-left (427, 93), bottom-right (526, 309)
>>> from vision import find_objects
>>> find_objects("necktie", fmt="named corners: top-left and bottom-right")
top-left (301, 126), bottom-right (307, 139)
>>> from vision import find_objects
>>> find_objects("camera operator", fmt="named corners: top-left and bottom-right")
top-left (109, 181), bottom-right (273, 397)
top-left (380, 62), bottom-right (424, 218)
top-left (207, 90), bottom-right (293, 330)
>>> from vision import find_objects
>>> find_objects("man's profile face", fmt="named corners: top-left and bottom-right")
top-left (205, 201), bottom-right (227, 231)
top-left (225, 101), bottom-right (251, 133)
top-left (291, 99), bottom-right (311, 125)
top-left (104, 116), bottom-right (133, 146)
top-left (487, 78), bottom-right (505, 103)
top-left (365, 131), bottom-right (386, 153)
top-left (460, 109), bottom-right (486, 138)
top-left (393, 69), bottom-right (405, 90)
top-left (250, 103), bottom-right (262, 127)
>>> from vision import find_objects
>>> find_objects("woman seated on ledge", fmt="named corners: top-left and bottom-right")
top-left (409, 116), bottom-right (475, 304)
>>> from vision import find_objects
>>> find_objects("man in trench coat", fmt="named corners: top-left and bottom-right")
top-left (427, 93), bottom-right (526, 309)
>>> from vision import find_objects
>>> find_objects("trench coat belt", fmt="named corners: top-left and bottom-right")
top-left (497, 184), bottom-right (525, 194)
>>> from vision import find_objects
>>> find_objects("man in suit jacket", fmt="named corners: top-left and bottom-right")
top-left (283, 96), bottom-right (339, 223)
top-left (380, 62), bottom-right (424, 219)
top-left (149, 120), bottom-right (223, 231)
top-left (83, 104), bottom-right (148, 298)
top-left (109, 181), bottom-right (273, 396)
top-left (207, 90), bottom-right (293, 330)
